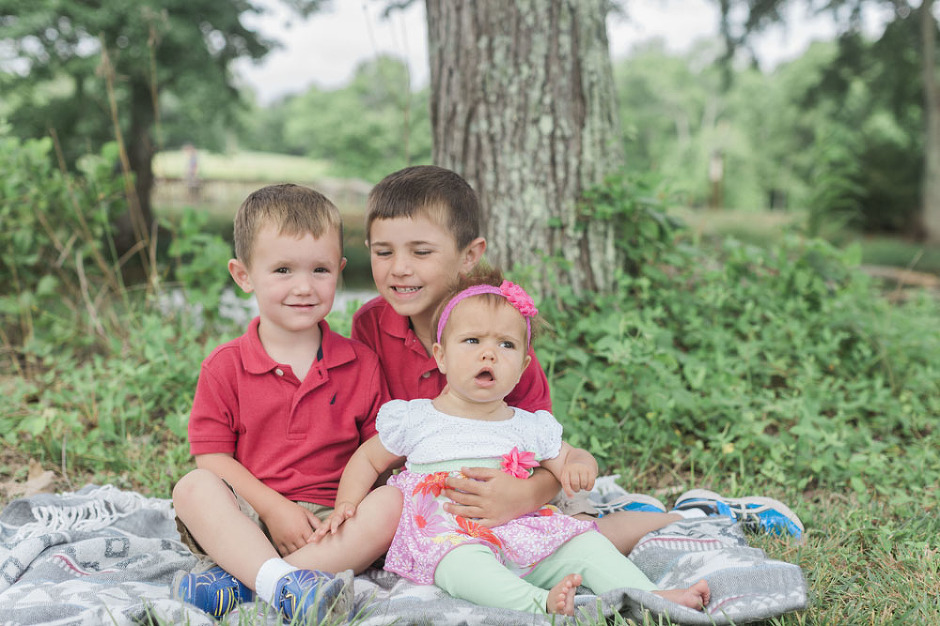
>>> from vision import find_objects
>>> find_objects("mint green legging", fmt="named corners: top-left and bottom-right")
top-left (433, 530), bottom-right (657, 614)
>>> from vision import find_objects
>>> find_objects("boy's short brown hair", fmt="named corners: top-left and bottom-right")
top-left (366, 165), bottom-right (481, 250)
top-left (234, 183), bottom-right (343, 267)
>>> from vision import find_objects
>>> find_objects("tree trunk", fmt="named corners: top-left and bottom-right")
top-left (425, 0), bottom-right (624, 294)
top-left (113, 80), bottom-right (157, 277)
top-left (921, 0), bottom-right (940, 243)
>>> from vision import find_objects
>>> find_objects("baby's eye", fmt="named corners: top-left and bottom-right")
top-left (500, 340), bottom-right (516, 349)
top-left (463, 337), bottom-right (479, 344)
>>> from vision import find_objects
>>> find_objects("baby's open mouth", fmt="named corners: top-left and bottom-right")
top-left (475, 370), bottom-right (494, 382)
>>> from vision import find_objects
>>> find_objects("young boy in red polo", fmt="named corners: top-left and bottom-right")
top-left (352, 166), bottom-right (805, 552)
top-left (171, 184), bottom-right (402, 623)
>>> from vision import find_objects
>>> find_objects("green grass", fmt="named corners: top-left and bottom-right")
top-left (673, 207), bottom-right (803, 249)
top-left (673, 206), bottom-right (940, 279)
top-left (153, 149), bottom-right (333, 182)
top-left (853, 235), bottom-right (940, 276)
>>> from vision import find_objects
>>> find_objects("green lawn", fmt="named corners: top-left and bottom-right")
top-left (153, 149), bottom-right (334, 182)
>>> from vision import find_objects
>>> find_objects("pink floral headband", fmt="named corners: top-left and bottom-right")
top-left (436, 280), bottom-right (539, 344)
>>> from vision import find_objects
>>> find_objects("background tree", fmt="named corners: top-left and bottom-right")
top-left (273, 56), bottom-right (432, 182)
top-left (425, 0), bottom-right (624, 294)
top-left (0, 0), bottom-right (325, 259)
top-left (715, 0), bottom-right (940, 241)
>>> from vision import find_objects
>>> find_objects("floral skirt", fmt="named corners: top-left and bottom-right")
top-left (384, 470), bottom-right (596, 584)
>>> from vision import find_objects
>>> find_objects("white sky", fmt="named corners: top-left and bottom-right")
top-left (234, 0), bottom-right (891, 106)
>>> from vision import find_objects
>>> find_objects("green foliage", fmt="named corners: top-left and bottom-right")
top-left (0, 0), bottom-right (289, 166)
top-left (2, 308), bottom-right (212, 495)
top-left (539, 178), bottom-right (940, 497)
top-left (579, 171), bottom-right (684, 275)
top-left (165, 207), bottom-right (236, 316)
top-left (1, 124), bottom-right (240, 492)
top-left (244, 56), bottom-right (432, 183)
top-left (0, 129), bottom-right (127, 350)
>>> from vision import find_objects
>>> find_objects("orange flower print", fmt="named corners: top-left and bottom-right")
top-left (455, 515), bottom-right (503, 549)
top-left (413, 472), bottom-right (451, 498)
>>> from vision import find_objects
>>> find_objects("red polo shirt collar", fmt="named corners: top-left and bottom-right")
top-left (377, 299), bottom-right (438, 368)
top-left (241, 316), bottom-right (356, 376)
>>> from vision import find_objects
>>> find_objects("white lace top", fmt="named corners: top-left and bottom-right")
top-left (376, 398), bottom-right (563, 470)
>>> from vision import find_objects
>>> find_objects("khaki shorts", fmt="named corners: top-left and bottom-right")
top-left (175, 483), bottom-right (333, 557)
top-left (548, 488), bottom-right (599, 517)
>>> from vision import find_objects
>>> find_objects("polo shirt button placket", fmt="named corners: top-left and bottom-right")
top-left (421, 371), bottom-right (431, 379)
top-left (275, 368), bottom-right (284, 376)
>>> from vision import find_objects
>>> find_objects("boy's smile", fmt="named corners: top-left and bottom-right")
top-left (368, 215), bottom-right (483, 348)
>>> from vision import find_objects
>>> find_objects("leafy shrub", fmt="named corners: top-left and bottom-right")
top-left (538, 181), bottom-right (940, 498)
top-left (1, 126), bottom-right (239, 493)
top-left (0, 130), bottom-right (127, 354)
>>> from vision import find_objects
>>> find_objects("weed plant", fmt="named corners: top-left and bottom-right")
top-left (2, 130), bottom-right (939, 623)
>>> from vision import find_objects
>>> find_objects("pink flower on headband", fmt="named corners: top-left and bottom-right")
top-left (499, 281), bottom-right (538, 318)
top-left (500, 447), bottom-right (539, 479)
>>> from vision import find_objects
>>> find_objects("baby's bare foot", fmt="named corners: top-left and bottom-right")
top-left (653, 579), bottom-right (710, 610)
top-left (546, 573), bottom-right (582, 615)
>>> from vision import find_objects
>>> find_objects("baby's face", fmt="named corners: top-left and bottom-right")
top-left (434, 298), bottom-right (531, 405)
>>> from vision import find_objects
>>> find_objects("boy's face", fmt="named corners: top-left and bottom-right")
top-left (368, 215), bottom-right (484, 322)
top-left (229, 223), bottom-right (346, 336)
top-left (432, 298), bottom-right (531, 405)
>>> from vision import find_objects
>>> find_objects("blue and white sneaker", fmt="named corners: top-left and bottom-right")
top-left (672, 489), bottom-right (804, 539)
top-left (594, 493), bottom-right (667, 516)
top-left (175, 565), bottom-right (254, 618)
top-left (272, 568), bottom-right (351, 624)
top-left (589, 475), bottom-right (667, 516)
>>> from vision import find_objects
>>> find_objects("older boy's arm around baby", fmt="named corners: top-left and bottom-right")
top-left (171, 184), bottom-right (402, 624)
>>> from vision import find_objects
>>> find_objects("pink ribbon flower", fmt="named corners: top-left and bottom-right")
top-left (499, 281), bottom-right (538, 318)
top-left (501, 446), bottom-right (539, 479)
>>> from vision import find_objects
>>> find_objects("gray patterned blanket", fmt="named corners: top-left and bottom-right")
top-left (0, 485), bottom-right (807, 625)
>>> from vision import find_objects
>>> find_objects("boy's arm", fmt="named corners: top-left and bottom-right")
top-left (539, 442), bottom-right (599, 497)
top-left (318, 436), bottom-right (404, 536)
top-left (442, 466), bottom-right (562, 527)
top-left (195, 453), bottom-right (321, 556)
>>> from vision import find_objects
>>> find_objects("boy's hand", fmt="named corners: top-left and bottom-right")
top-left (263, 501), bottom-right (323, 556)
top-left (560, 462), bottom-right (597, 497)
top-left (312, 502), bottom-right (357, 540)
top-left (443, 467), bottom-right (553, 527)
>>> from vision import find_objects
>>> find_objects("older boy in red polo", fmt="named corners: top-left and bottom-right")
top-left (351, 166), bottom-right (805, 553)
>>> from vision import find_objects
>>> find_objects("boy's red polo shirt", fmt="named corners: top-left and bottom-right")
top-left (351, 296), bottom-right (551, 412)
top-left (188, 317), bottom-right (388, 506)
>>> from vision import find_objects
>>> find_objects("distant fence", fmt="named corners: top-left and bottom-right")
top-left (153, 177), bottom-right (372, 217)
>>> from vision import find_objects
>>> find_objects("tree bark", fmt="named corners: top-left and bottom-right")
top-left (921, 0), bottom-right (940, 243)
top-left (425, 0), bottom-right (624, 294)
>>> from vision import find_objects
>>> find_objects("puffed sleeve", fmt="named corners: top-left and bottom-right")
top-left (530, 410), bottom-right (564, 460)
top-left (375, 399), bottom-right (412, 457)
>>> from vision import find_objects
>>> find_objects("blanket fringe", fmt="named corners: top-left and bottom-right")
top-left (9, 484), bottom-right (173, 542)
